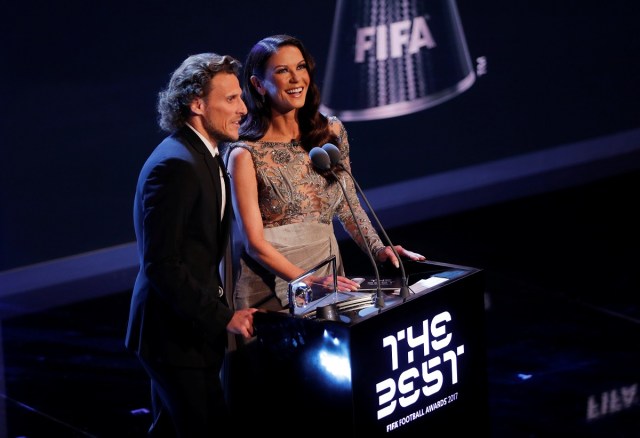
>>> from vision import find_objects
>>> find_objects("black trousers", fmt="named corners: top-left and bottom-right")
top-left (140, 359), bottom-right (228, 437)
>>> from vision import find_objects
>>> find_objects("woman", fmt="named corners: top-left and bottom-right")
top-left (224, 34), bottom-right (425, 312)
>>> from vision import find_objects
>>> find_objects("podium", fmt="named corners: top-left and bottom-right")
top-left (226, 260), bottom-right (489, 436)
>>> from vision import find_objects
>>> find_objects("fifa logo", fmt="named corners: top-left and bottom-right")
top-left (354, 15), bottom-right (436, 63)
top-left (321, 0), bottom-right (475, 122)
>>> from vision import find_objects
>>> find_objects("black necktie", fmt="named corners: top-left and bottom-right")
top-left (214, 153), bottom-right (224, 173)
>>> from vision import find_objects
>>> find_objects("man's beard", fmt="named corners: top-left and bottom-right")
top-left (202, 118), bottom-right (237, 144)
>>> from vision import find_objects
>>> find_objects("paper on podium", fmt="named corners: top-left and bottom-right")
top-left (407, 276), bottom-right (448, 294)
top-left (351, 275), bottom-right (450, 296)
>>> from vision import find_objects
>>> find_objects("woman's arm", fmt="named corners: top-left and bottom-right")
top-left (228, 147), bottom-right (306, 282)
top-left (228, 146), bottom-right (361, 291)
top-left (328, 118), bottom-right (426, 266)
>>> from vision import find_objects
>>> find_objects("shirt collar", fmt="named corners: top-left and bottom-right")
top-left (185, 122), bottom-right (219, 157)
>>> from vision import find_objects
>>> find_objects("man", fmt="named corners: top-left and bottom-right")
top-left (125, 53), bottom-right (257, 437)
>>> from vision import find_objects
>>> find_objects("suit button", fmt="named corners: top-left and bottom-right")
top-left (218, 286), bottom-right (224, 298)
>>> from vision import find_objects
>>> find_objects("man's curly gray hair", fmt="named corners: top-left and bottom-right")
top-left (157, 53), bottom-right (242, 132)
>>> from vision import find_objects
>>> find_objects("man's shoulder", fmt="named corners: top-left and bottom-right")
top-left (145, 132), bottom-right (200, 167)
top-left (170, 125), bottom-right (202, 147)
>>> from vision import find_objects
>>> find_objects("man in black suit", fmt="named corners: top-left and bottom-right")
top-left (125, 52), bottom-right (257, 437)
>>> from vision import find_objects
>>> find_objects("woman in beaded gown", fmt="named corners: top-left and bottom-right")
top-left (224, 34), bottom-right (426, 312)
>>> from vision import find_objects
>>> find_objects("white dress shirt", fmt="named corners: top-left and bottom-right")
top-left (185, 123), bottom-right (226, 217)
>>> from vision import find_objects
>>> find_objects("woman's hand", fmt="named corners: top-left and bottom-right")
top-left (307, 275), bottom-right (361, 292)
top-left (375, 245), bottom-right (426, 268)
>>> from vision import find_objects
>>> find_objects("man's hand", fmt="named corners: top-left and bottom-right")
top-left (227, 308), bottom-right (258, 338)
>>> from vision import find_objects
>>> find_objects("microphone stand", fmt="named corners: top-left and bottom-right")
top-left (309, 148), bottom-right (385, 308)
top-left (330, 169), bottom-right (385, 308)
top-left (322, 144), bottom-right (410, 300)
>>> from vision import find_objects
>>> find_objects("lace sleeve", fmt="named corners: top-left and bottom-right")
top-left (328, 117), bottom-right (385, 255)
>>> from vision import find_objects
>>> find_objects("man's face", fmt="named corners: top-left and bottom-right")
top-left (198, 72), bottom-right (247, 144)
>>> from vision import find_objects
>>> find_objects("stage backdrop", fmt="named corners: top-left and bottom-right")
top-left (2, 0), bottom-right (639, 271)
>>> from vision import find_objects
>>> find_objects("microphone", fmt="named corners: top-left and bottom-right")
top-left (322, 142), bottom-right (342, 167)
top-left (322, 143), bottom-right (410, 300)
top-left (309, 147), bottom-right (332, 170)
top-left (309, 147), bottom-right (385, 308)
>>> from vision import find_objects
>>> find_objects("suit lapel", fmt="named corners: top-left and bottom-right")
top-left (177, 126), bottom-right (229, 250)
top-left (206, 153), bottom-right (223, 216)
top-left (178, 127), bottom-right (223, 217)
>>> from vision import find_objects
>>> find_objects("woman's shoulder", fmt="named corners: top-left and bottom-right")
top-left (221, 140), bottom-right (257, 167)
top-left (324, 114), bottom-right (348, 145)
top-left (325, 114), bottom-right (344, 128)
top-left (222, 140), bottom-right (256, 154)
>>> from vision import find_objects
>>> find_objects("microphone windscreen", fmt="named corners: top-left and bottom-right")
top-left (309, 147), bottom-right (331, 170)
top-left (322, 143), bottom-right (341, 165)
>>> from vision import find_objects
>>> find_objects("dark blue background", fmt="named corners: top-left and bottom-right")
top-left (2, 1), bottom-right (639, 270)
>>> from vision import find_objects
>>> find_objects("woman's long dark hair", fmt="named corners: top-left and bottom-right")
top-left (240, 34), bottom-right (338, 151)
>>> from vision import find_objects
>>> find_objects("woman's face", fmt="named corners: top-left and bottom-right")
top-left (255, 45), bottom-right (310, 114)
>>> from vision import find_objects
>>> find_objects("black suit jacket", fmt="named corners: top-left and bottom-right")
top-left (125, 126), bottom-right (233, 367)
